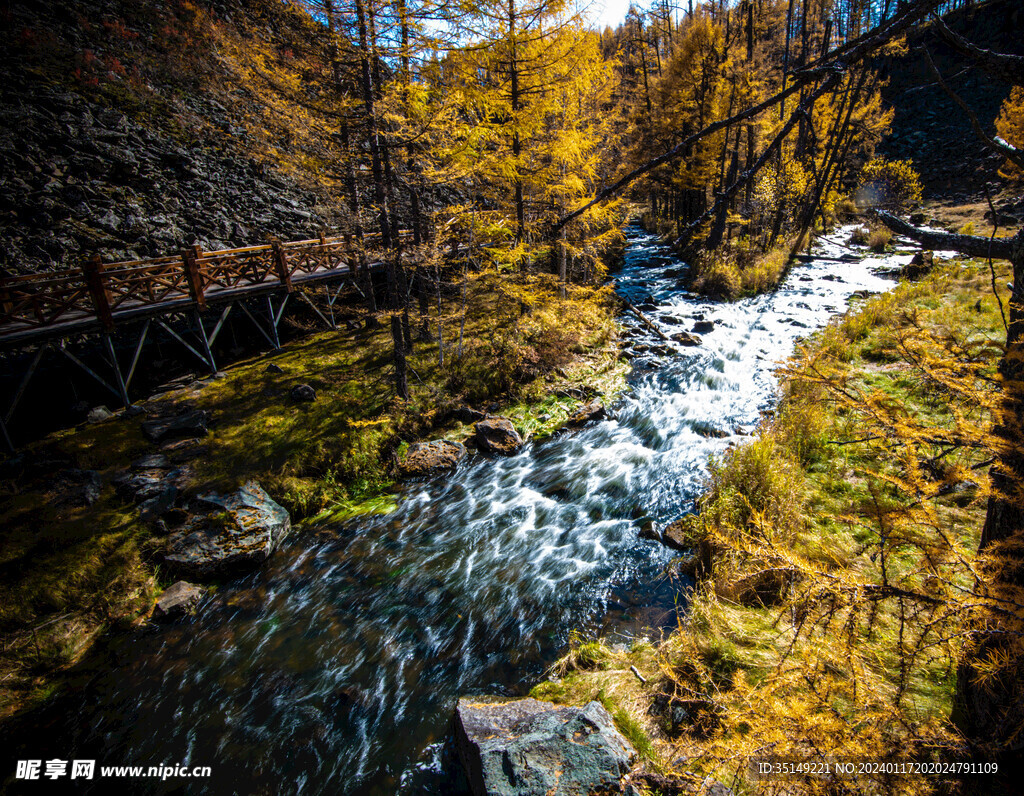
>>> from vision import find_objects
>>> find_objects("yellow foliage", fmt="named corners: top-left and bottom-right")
top-left (995, 86), bottom-right (1024, 181)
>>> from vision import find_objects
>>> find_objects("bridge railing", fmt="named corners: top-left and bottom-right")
top-left (0, 229), bottom-right (405, 335)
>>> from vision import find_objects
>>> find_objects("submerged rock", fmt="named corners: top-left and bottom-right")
top-left (163, 481), bottom-right (291, 580)
top-left (399, 440), bottom-right (467, 477)
top-left (152, 581), bottom-right (206, 622)
top-left (474, 418), bottom-right (524, 455)
top-left (141, 409), bottom-right (211, 443)
top-left (455, 697), bottom-right (635, 796)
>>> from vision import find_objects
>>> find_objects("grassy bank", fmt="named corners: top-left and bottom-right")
top-left (533, 255), bottom-right (1010, 793)
top-left (0, 270), bottom-right (626, 721)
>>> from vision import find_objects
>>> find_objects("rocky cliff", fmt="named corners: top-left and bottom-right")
top-left (0, 0), bottom-right (350, 275)
top-left (877, 0), bottom-right (1024, 194)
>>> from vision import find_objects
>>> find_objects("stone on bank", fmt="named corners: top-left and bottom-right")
top-left (454, 696), bottom-right (636, 796)
top-left (163, 481), bottom-right (291, 580)
top-left (398, 439), bottom-right (467, 478)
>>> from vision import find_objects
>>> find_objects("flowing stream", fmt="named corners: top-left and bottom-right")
top-left (3, 226), bottom-right (910, 794)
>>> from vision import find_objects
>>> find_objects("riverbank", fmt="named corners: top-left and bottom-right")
top-left (0, 270), bottom-right (626, 722)
top-left (533, 252), bottom-right (1009, 792)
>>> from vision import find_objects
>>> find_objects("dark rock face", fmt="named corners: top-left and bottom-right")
top-left (114, 462), bottom-right (190, 502)
top-left (289, 384), bottom-right (316, 402)
top-left (141, 410), bottom-right (211, 443)
top-left (454, 697), bottom-right (636, 796)
top-left (692, 320), bottom-right (715, 334)
top-left (53, 468), bottom-right (102, 507)
top-left (474, 418), bottom-right (524, 455)
top-left (265, 363), bottom-right (284, 374)
top-left (398, 440), bottom-right (467, 478)
top-left (450, 406), bottom-right (487, 424)
top-left (0, 84), bottom-right (343, 275)
top-left (566, 401), bottom-right (606, 427)
top-left (163, 481), bottom-right (290, 581)
top-left (152, 581), bottom-right (206, 622)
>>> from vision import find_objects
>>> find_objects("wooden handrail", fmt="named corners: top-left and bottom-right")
top-left (0, 229), bottom-right (415, 333)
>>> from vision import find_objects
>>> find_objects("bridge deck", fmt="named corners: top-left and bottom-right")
top-left (0, 231), bottom-right (392, 349)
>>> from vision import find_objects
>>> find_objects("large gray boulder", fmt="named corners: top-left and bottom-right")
top-left (474, 418), bottom-right (524, 455)
top-left (455, 697), bottom-right (636, 796)
top-left (398, 440), bottom-right (467, 478)
top-left (163, 481), bottom-right (291, 580)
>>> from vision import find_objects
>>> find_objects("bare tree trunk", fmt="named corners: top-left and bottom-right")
top-left (355, 0), bottom-right (407, 399)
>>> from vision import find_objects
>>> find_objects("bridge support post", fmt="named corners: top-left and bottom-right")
top-left (102, 333), bottom-right (131, 409)
top-left (0, 414), bottom-right (13, 453)
top-left (194, 310), bottom-right (217, 374)
top-left (266, 297), bottom-right (281, 350)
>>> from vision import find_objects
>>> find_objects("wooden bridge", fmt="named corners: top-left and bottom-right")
top-left (0, 230), bottom-right (406, 449)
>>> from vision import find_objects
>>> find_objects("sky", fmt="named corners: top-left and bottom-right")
top-left (584, 0), bottom-right (634, 30)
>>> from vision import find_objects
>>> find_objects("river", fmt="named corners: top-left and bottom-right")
top-left (2, 225), bottom-right (908, 794)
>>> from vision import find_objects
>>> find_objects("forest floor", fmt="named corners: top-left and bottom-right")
top-left (0, 271), bottom-right (626, 722)
top-left (533, 217), bottom-right (1012, 794)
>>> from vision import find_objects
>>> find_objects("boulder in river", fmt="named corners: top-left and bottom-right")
top-left (399, 440), bottom-right (467, 477)
top-left (566, 401), bottom-right (607, 427)
top-left (692, 320), bottom-right (715, 334)
top-left (671, 332), bottom-right (701, 347)
top-left (152, 581), bottom-right (207, 622)
top-left (454, 697), bottom-right (636, 796)
top-left (141, 409), bottom-right (211, 443)
top-left (474, 418), bottom-right (524, 455)
top-left (163, 481), bottom-right (291, 580)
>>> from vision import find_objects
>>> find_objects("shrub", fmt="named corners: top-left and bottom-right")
top-left (740, 249), bottom-right (788, 294)
top-left (855, 158), bottom-right (923, 213)
top-left (691, 252), bottom-right (741, 299)
top-left (867, 226), bottom-right (892, 252)
top-left (848, 226), bottom-right (871, 246)
top-left (995, 85), bottom-right (1024, 181)
top-left (701, 435), bottom-right (805, 542)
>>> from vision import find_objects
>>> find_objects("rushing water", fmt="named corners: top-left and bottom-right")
top-left (3, 226), bottom-right (911, 794)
